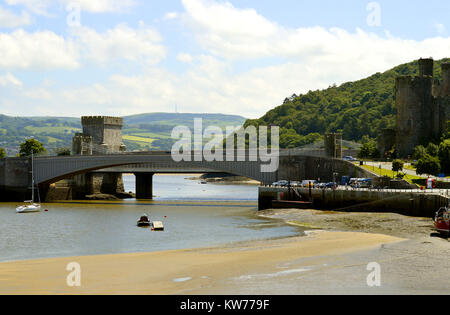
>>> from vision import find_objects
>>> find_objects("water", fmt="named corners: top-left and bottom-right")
top-left (0, 175), bottom-right (301, 262)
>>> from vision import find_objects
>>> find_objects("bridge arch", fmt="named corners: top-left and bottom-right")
top-left (33, 153), bottom-right (277, 186)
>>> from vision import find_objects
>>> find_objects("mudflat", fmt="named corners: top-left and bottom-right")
top-left (0, 230), bottom-right (402, 295)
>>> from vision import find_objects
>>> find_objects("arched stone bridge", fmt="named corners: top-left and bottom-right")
top-left (0, 150), bottom-right (374, 201)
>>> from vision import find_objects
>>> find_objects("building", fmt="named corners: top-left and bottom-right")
top-left (324, 133), bottom-right (343, 159)
top-left (379, 58), bottom-right (449, 158)
top-left (71, 116), bottom-right (127, 198)
top-left (72, 116), bottom-right (126, 155)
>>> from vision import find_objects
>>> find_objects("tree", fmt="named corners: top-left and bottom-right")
top-left (392, 159), bottom-right (404, 175)
top-left (0, 148), bottom-right (5, 158)
top-left (55, 147), bottom-right (71, 156)
top-left (415, 154), bottom-right (441, 176)
top-left (358, 140), bottom-right (379, 159)
top-left (19, 138), bottom-right (46, 157)
top-left (426, 143), bottom-right (439, 157)
top-left (412, 145), bottom-right (427, 160)
top-left (438, 139), bottom-right (450, 174)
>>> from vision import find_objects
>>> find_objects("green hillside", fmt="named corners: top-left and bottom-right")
top-left (245, 58), bottom-right (450, 148)
top-left (0, 113), bottom-right (247, 155)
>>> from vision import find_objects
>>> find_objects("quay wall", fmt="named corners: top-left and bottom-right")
top-left (259, 186), bottom-right (449, 217)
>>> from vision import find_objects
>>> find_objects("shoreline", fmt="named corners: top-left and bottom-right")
top-left (2, 207), bottom-right (450, 294)
top-left (0, 230), bottom-right (403, 295)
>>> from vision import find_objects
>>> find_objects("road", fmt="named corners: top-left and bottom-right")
top-left (363, 161), bottom-right (450, 182)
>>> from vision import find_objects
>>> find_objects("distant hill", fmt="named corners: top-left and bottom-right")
top-left (0, 113), bottom-right (247, 155)
top-left (244, 58), bottom-right (450, 148)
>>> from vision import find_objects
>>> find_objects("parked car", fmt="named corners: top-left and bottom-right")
top-left (342, 156), bottom-right (358, 161)
top-left (325, 182), bottom-right (338, 189)
top-left (272, 180), bottom-right (289, 187)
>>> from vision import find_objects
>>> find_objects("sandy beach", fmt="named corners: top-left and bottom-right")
top-left (0, 230), bottom-right (402, 295)
top-left (2, 208), bottom-right (450, 295)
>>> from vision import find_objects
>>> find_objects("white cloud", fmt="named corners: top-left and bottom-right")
top-left (4, 0), bottom-right (136, 15)
top-left (72, 24), bottom-right (167, 66)
top-left (0, 24), bottom-right (166, 70)
top-left (4, 0), bottom-right (52, 16)
top-left (177, 52), bottom-right (194, 63)
top-left (2, 0), bottom-right (450, 120)
top-left (0, 5), bottom-right (32, 28)
top-left (164, 12), bottom-right (179, 20)
top-left (0, 72), bottom-right (22, 87)
top-left (181, 0), bottom-right (450, 66)
top-left (0, 29), bottom-right (79, 69)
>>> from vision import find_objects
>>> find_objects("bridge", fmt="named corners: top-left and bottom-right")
top-left (0, 150), bottom-right (372, 201)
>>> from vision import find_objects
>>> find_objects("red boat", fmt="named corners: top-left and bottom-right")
top-left (434, 207), bottom-right (450, 236)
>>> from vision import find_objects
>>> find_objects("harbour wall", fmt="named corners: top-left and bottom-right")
top-left (259, 186), bottom-right (450, 218)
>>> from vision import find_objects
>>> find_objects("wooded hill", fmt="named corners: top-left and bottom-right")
top-left (244, 58), bottom-right (450, 148)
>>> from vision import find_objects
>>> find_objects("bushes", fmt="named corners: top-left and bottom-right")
top-left (357, 140), bottom-right (380, 159)
top-left (438, 139), bottom-right (450, 173)
top-left (392, 159), bottom-right (404, 173)
top-left (413, 145), bottom-right (427, 160)
top-left (415, 154), bottom-right (441, 176)
top-left (412, 138), bottom-right (450, 176)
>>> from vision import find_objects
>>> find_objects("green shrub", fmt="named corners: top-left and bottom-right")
top-left (415, 154), bottom-right (441, 176)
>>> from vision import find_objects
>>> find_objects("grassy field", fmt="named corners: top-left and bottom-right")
top-left (24, 125), bottom-right (81, 134)
top-left (122, 135), bottom-right (156, 144)
top-left (127, 132), bottom-right (172, 139)
top-left (360, 164), bottom-right (425, 184)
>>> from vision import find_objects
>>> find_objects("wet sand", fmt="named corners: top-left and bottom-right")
top-left (3, 208), bottom-right (450, 295)
top-left (0, 231), bottom-right (402, 295)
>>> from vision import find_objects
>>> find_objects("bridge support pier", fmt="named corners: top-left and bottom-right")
top-left (135, 173), bottom-right (154, 199)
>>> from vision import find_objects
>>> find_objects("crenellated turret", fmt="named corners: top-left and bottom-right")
top-left (419, 58), bottom-right (434, 78)
top-left (442, 63), bottom-right (450, 96)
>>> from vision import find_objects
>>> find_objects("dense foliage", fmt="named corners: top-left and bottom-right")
top-left (245, 58), bottom-right (449, 148)
top-left (438, 139), bottom-right (450, 174)
top-left (357, 139), bottom-right (379, 159)
top-left (415, 154), bottom-right (441, 176)
top-left (55, 147), bottom-right (71, 156)
top-left (0, 148), bottom-right (5, 158)
top-left (19, 138), bottom-right (47, 157)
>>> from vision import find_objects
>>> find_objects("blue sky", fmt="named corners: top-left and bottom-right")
top-left (0, 0), bottom-right (448, 118)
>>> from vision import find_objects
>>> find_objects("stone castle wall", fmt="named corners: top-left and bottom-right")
top-left (394, 58), bottom-right (450, 158)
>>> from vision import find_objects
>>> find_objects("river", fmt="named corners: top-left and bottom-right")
top-left (0, 174), bottom-right (301, 262)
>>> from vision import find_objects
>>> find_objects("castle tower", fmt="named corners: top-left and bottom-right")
top-left (81, 116), bottom-right (126, 155)
top-left (324, 133), bottom-right (342, 159)
top-left (70, 116), bottom-right (127, 199)
top-left (395, 72), bottom-right (435, 158)
top-left (419, 58), bottom-right (434, 78)
top-left (442, 63), bottom-right (450, 96)
top-left (72, 133), bottom-right (93, 156)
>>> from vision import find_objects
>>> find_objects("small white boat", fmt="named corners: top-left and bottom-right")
top-left (16, 151), bottom-right (41, 214)
top-left (151, 221), bottom-right (164, 231)
top-left (16, 202), bottom-right (41, 213)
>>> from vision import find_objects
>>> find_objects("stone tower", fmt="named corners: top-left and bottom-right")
top-left (324, 133), bottom-right (343, 158)
top-left (77, 116), bottom-right (126, 155)
top-left (71, 116), bottom-right (127, 199)
top-left (395, 58), bottom-right (449, 158)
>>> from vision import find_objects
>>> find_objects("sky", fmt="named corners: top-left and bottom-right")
top-left (0, 0), bottom-right (449, 119)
